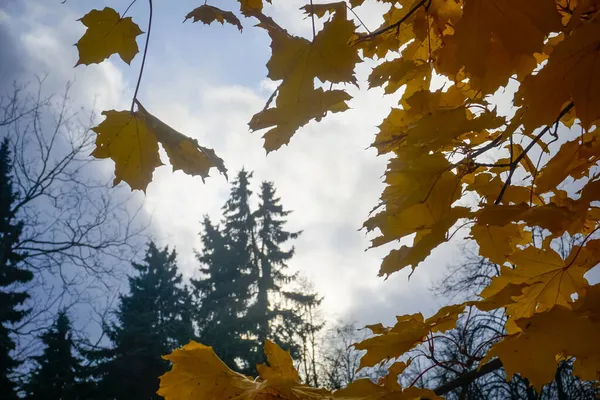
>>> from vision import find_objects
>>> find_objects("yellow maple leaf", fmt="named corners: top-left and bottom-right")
top-left (470, 223), bottom-right (531, 265)
top-left (355, 304), bottom-right (466, 368)
top-left (480, 242), bottom-right (600, 319)
top-left (75, 7), bottom-right (143, 66)
top-left (467, 174), bottom-right (539, 205)
top-left (450, 0), bottom-right (561, 92)
top-left (476, 202), bottom-right (585, 237)
top-left (91, 110), bottom-right (162, 191)
top-left (159, 340), bottom-right (330, 400)
top-left (369, 59), bottom-right (430, 95)
top-left (92, 103), bottom-right (226, 191)
top-left (238, 0), bottom-right (270, 16)
top-left (184, 5), bottom-right (243, 31)
top-left (373, 88), bottom-right (503, 155)
top-left (334, 374), bottom-right (441, 400)
top-left (378, 206), bottom-right (471, 275)
top-left (256, 340), bottom-right (299, 381)
top-left (518, 18), bottom-right (600, 128)
top-left (158, 341), bottom-right (255, 400)
top-left (301, 2), bottom-right (346, 18)
top-left (482, 306), bottom-right (600, 390)
top-left (536, 134), bottom-right (600, 194)
top-left (136, 102), bottom-right (227, 181)
top-left (250, 6), bottom-right (359, 151)
top-left (250, 87), bottom-right (351, 152)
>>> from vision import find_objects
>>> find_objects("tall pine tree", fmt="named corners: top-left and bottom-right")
top-left (91, 242), bottom-right (193, 400)
top-left (0, 138), bottom-right (33, 399)
top-left (248, 181), bottom-right (320, 367)
top-left (24, 311), bottom-right (89, 400)
top-left (193, 170), bottom-right (322, 374)
top-left (192, 170), bottom-right (256, 372)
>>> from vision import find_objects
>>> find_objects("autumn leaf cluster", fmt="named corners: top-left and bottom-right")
top-left (73, 0), bottom-right (600, 397)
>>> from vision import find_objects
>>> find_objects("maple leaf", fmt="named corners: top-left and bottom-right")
top-left (91, 103), bottom-right (226, 191)
top-left (535, 134), bottom-right (600, 194)
top-left (369, 59), bottom-right (430, 95)
top-left (373, 88), bottom-right (504, 155)
top-left (159, 340), bottom-right (330, 400)
top-left (480, 242), bottom-right (600, 319)
top-left (476, 202), bottom-right (588, 237)
top-left (334, 371), bottom-right (442, 400)
top-left (301, 2), bottom-right (346, 18)
top-left (467, 174), bottom-right (539, 205)
top-left (250, 7), bottom-right (359, 151)
top-left (250, 87), bottom-right (351, 152)
top-left (517, 18), bottom-right (600, 128)
top-left (256, 340), bottom-right (299, 381)
top-left (378, 205), bottom-right (471, 275)
top-left (91, 110), bottom-right (162, 191)
top-left (184, 5), bottom-right (243, 31)
top-left (482, 306), bottom-right (600, 390)
top-left (238, 0), bottom-right (270, 16)
top-left (355, 304), bottom-right (466, 368)
top-left (75, 7), bottom-right (143, 66)
top-left (158, 341), bottom-right (255, 400)
top-left (470, 223), bottom-right (531, 266)
top-left (449, 0), bottom-right (562, 92)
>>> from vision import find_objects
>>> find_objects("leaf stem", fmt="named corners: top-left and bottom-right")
top-left (131, 0), bottom-right (153, 112)
top-left (122, 0), bottom-right (138, 18)
top-left (309, 0), bottom-right (316, 40)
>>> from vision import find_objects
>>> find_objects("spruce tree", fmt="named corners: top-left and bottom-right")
top-left (192, 170), bottom-right (256, 373)
top-left (193, 171), bottom-right (323, 374)
top-left (0, 138), bottom-right (33, 399)
top-left (248, 181), bottom-right (321, 366)
top-left (92, 242), bottom-right (194, 400)
top-left (24, 311), bottom-right (89, 400)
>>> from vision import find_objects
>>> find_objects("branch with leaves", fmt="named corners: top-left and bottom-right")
top-left (68, 0), bottom-right (600, 398)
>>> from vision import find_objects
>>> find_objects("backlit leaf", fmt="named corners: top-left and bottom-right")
top-left (75, 7), bottom-right (143, 65)
top-left (517, 18), bottom-right (600, 128)
top-left (184, 5), bottom-right (243, 31)
top-left (480, 242), bottom-right (600, 319)
top-left (482, 306), bottom-right (600, 390)
top-left (256, 339), bottom-right (299, 381)
top-left (451, 0), bottom-right (561, 91)
top-left (250, 8), bottom-right (359, 150)
top-left (355, 303), bottom-right (467, 368)
top-left (158, 341), bottom-right (255, 400)
top-left (91, 110), bottom-right (162, 191)
top-left (92, 103), bottom-right (226, 191)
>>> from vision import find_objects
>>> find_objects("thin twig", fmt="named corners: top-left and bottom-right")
top-left (121, 0), bottom-right (138, 17)
top-left (494, 102), bottom-right (574, 205)
top-left (309, 0), bottom-right (316, 40)
top-left (355, 0), bottom-right (426, 41)
top-left (347, 3), bottom-right (371, 34)
top-left (131, 0), bottom-right (153, 112)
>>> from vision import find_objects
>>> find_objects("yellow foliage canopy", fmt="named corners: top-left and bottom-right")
top-left (73, 0), bottom-right (600, 395)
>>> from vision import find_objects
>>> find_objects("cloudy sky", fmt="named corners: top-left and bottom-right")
top-left (0, 0), bottom-right (472, 328)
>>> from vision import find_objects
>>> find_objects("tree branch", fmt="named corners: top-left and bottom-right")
top-left (494, 102), bottom-right (574, 205)
top-left (433, 358), bottom-right (503, 396)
